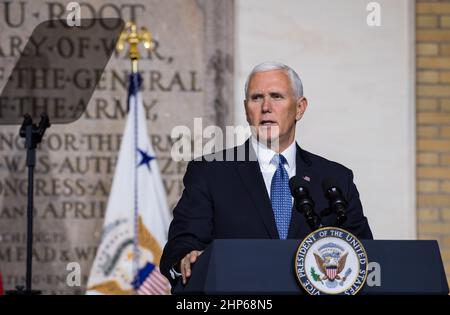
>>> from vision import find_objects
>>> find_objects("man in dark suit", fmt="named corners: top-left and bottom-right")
top-left (160, 62), bottom-right (373, 286)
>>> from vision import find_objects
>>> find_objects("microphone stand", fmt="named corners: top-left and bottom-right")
top-left (6, 113), bottom-right (50, 295)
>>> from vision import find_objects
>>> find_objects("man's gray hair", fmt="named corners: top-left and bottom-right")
top-left (244, 61), bottom-right (303, 99)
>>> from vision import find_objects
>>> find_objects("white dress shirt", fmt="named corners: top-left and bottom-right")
top-left (250, 136), bottom-right (297, 199)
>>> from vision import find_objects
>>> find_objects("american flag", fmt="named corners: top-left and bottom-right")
top-left (133, 263), bottom-right (170, 295)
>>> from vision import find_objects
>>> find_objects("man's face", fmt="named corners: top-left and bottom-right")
top-left (244, 69), bottom-right (307, 151)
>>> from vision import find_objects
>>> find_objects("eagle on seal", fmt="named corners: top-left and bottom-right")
top-left (313, 252), bottom-right (348, 281)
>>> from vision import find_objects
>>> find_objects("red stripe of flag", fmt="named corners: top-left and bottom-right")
top-left (140, 280), bottom-right (161, 295)
top-left (145, 277), bottom-right (165, 294)
top-left (149, 274), bottom-right (168, 291)
top-left (138, 285), bottom-right (152, 295)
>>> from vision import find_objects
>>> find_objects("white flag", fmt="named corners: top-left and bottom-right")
top-left (86, 73), bottom-right (172, 295)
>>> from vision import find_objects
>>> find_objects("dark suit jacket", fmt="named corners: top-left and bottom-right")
top-left (160, 139), bottom-right (373, 282)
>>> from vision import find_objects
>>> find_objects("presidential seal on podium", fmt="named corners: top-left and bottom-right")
top-left (295, 227), bottom-right (368, 295)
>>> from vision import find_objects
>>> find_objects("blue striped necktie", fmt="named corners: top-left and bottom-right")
top-left (270, 154), bottom-right (292, 240)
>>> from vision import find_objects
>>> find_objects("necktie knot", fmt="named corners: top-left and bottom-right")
top-left (272, 154), bottom-right (287, 167)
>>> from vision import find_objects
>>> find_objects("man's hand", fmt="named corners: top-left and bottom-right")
top-left (180, 250), bottom-right (203, 285)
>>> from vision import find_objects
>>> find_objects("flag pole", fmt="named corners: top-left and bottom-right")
top-left (116, 22), bottom-right (154, 294)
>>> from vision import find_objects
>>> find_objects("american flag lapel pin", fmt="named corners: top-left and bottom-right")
top-left (302, 175), bottom-right (311, 182)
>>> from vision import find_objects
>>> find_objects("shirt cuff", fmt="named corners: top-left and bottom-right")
top-left (169, 266), bottom-right (182, 280)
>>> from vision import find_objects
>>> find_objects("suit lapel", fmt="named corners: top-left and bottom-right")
top-left (235, 140), bottom-right (279, 238)
top-left (287, 144), bottom-right (317, 239)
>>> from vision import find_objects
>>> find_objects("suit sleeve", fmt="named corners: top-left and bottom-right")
top-left (160, 159), bottom-right (214, 282)
top-left (341, 169), bottom-right (374, 239)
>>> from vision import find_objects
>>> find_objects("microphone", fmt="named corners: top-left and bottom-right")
top-left (322, 178), bottom-right (348, 227)
top-left (289, 177), bottom-right (321, 231)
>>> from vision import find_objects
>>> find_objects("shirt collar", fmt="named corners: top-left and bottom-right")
top-left (250, 136), bottom-right (297, 170)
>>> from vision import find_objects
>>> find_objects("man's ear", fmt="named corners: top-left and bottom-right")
top-left (296, 97), bottom-right (308, 121)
